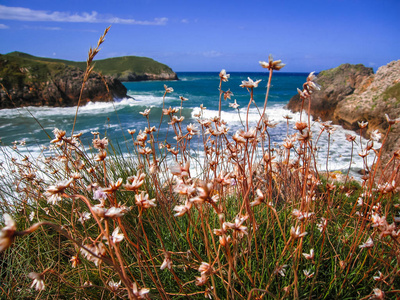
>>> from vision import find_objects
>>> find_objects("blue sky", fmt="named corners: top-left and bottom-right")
top-left (0, 0), bottom-right (399, 72)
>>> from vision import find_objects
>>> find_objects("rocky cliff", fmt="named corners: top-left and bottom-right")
top-left (0, 54), bottom-right (128, 108)
top-left (287, 60), bottom-right (400, 167)
top-left (116, 71), bottom-right (178, 82)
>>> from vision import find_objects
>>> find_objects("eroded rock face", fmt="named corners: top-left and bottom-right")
top-left (287, 60), bottom-right (400, 167)
top-left (287, 64), bottom-right (374, 121)
top-left (117, 72), bottom-right (178, 82)
top-left (0, 66), bottom-right (128, 108)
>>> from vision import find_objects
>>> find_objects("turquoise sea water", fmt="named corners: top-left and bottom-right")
top-left (0, 72), bottom-right (375, 177)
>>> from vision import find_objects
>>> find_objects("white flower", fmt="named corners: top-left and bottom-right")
top-left (132, 283), bottom-right (150, 299)
top-left (370, 129), bottom-right (382, 142)
top-left (110, 227), bottom-right (124, 244)
top-left (373, 271), bottom-right (384, 281)
top-left (0, 214), bottom-right (17, 252)
top-left (173, 200), bottom-right (192, 217)
top-left (198, 262), bottom-right (213, 276)
top-left (160, 253), bottom-right (173, 270)
top-left (108, 280), bottom-right (121, 292)
top-left (372, 288), bottom-right (385, 299)
top-left (302, 249), bottom-right (314, 261)
top-left (78, 212), bottom-right (91, 224)
top-left (229, 99), bottom-right (240, 109)
top-left (274, 264), bottom-right (287, 277)
top-left (135, 192), bottom-right (157, 209)
top-left (28, 272), bottom-right (45, 291)
top-left (164, 84), bottom-right (174, 93)
top-left (303, 269), bottom-right (314, 279)
top-left (290, 226), bottom-right (307, 239)
top-left (240, 77), bottom-right (262, 88)
top-left (219, 69), bottom-right (230, 82)
top-left (359, 237), bottom-right (374, 249)
top-left (259, 54), bottom-right (285, 71)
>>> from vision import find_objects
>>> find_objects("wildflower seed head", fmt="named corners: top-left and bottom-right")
top-left (240, 77), bottom-right (262, 89)
top-left (259, 54), bottom-right (286, 71)
top-left (164, 84), bottom-right (174, 93)
top-left (0, 214), bottom-right (17, 252)
top-left (358, 120), bottom-right (368, 129)
top-left (219, 69), bottom-right (230, 82)
top-left (28, 272), bottom-right (45, 291)
top-left (132, 283), bottom-right (150, 299)
top-left (385, 113), bottom-right (400, 125)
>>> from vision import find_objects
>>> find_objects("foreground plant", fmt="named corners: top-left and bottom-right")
top-left (0, 29), bottom-right (399, 299)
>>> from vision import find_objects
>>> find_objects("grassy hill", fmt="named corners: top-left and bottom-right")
top-left (3, 51), bottom-right (177, 81)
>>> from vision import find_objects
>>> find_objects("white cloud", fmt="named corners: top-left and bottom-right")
top-left (181, 19), bottom-right (189, 23)
top-left (202, 50), bottom-right (223, 58)
top-left (22, 25), bottom-right (61, 31)
top-left (0, 23), bottom-right (9, 29)
top-left (0, 5), bottom-right (167, 25)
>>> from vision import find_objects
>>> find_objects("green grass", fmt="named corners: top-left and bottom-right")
top-left (382, 82), bottom-right (400, 104)
top-left (3, 51), bottom-right (176, 80)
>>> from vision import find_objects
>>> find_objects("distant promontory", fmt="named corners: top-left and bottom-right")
top-left (0, 52), bottom-right (178, 108)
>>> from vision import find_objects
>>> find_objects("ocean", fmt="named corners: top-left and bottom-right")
top-left (0, 72), bottom-right (376, 179)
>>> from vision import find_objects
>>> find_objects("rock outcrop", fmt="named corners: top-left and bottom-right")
top-left (116, 71), bottom-right (178, 82)
top-left (287, 60), bottom-right (400, 167)
top-left (0, 55), bottom-right (128, 108)
top-left (287, 64), bottom-right (374, 122)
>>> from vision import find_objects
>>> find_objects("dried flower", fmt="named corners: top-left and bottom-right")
top-left (358, 121), bottom-right (368, 129)
top-left (44, 179), bottom-right (73, 204)
top-left (81, 242), bottom-right (106, 266)
top-left (250, 189), bottom-right (264, 207)
top-left (345, 134), bottom-right (356, 142)
top-left (70, 255), bottom-right (81, 268)
top-left (135, 192), bottom-right (157, 209)
top-left (132, 283), bottom-right (150, 299)
top-left (160, 253), bottom-right (173, 270)
top-left (78, 212), bottom-right (91, 224)
top-left (139, 109), bottom-right (151, 117)
top-left (385, 113), bottom-right (400, 125)
top-left (0, 214), bottom-right (17, 252)
top-left (28, 272), bottom-right (45, 291)
top-left (370, 129), bottom-right (382, 142)
top-left (170, 161), bottom-right (190, 178)
top-left (303, 269), bottom-right (314, 279)
top-left (108, 280), bottom-right (121, 292)
top-left (93, 137), bottom-right (108, 150)
top-left (317, 218), bottom-right (327, 232)
top-left (164, 84), bottom-right (174, 93)
top-left (124, 171), bottom-right (146, 192)
top-left (290, 226), bottom-right (307, 239)
top-left (229, 99), bottom-right (240, 109)
top-left (373, 271), bottom-right (384, 282)
top-left (359, 237), bottom-right (374, 249)
top-left (102, 178), bottom-right (123, 193)
top-left (371, 288), bottom-right (385, 300)
top-left (219, 69), bottom-right (230, 82)
top-left (240, 77), bottom-right (262, 89)
top-left (302, 249), bottom-right (315, 261)
top-left (274, 264), bottom-right (287, 277)
top-left (110, 227), bottom-right (124, 244)
top-left (199, 262), bottom-right (214, 276)
top-left (173, 198), bottom-right (192, 216)
top-left (223, 216), bottom-right (248, 238)
top-left (190, 182), bottom-right (219, 204)
top-left (223, 89), bottom-right (233, 100)
top-left (259, 54), bottom-right (286, 71)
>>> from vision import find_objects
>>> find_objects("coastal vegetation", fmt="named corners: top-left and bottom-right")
top-left (2, 51), bottom-right (177, 82)
top-left (0, 28), bottom-right (399, 299)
